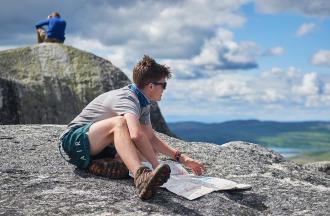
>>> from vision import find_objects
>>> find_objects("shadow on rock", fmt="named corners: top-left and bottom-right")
top-left (225, 191), bottom-right (268, 212)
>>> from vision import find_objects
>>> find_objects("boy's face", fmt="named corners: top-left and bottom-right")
top-left (150, 78), bottom-right (166, 101)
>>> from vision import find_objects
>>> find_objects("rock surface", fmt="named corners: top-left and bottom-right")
top-left (0, 44), bottom-right (173, 136)
top-left (0, 125), bottom-right (329, 215)
top-left (303, 161), bottom-right (330, 175)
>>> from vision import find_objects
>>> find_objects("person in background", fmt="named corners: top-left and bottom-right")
top-left (35, 12), bottom-right (66, 43)
top-left (59, 55), bottom-right (205, 200)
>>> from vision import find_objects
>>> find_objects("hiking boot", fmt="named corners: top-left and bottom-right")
top-left (88, 158), bottom-right (129, 179)
top-left (134, 164), bottom-right (171, 200)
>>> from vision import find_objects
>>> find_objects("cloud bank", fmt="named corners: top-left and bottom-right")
top-left (1, 0), bottom-right (329, 121)
top-left (162, 67), bottom-right (330, 121)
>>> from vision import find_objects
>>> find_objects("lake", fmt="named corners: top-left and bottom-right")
top-left (270, 147), bottom-right (305, 158)
top-left (270, 146), bottom-right (330, 158)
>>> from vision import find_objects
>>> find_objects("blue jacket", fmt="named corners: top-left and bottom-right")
top-left (35, 17), bottom-right (66, 41)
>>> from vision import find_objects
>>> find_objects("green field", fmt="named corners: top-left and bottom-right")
top-left (169, 120), bottom-right (330, 163)
top-left (257, 131), bottom-right (330, 148)
top-left (256, 131), bottom-right (330, 163)
top-left (289, 151), bottom-right (330, 164)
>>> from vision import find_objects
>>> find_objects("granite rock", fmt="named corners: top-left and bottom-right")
top-left (0, 125), bottom-right (329, 215)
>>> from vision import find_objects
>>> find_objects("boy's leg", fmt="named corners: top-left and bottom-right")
top-left (88, 157), bottom-right (129, 179)
top-left (88, 116), bottom-right (142, 176)
top-left (88, 116), bottom-right (170, 199)
top-left (45, 37), bottom-right (64, 43)
top-left (36, 28), bottom-right (46, 43)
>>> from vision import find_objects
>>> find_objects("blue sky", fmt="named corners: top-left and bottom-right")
top-left (0, 0), bottom-right (329, 123)
top-left (237, 3), bottom-right (330, 73)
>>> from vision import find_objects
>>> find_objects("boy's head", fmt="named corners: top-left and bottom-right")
top-left (50, 12), bottom-right (61, 18)
top-left (133, 55), bottom-right (172, 89)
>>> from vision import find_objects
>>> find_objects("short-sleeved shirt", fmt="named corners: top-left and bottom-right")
top-left (60, 84), bottom-right (151, 139)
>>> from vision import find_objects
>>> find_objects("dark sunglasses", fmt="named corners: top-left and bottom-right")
top-left (152, 81), bottom-right (167, 89)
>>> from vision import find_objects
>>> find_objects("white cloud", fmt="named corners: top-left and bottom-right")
top-left (0, 0), bottom-right (254, 81)
top-left (292, 72), bottom-right (320, 95)
top-left (67, 36), bottom-right (108, 52)
top-left (213, 75), bottom-right (252, 99)
top-left (0, 1), bottom-right (260, 81)
top-left (0, 45), bottom-right (18, 51)
top-left (1, 0), bottom-right (329, 121)
top-left (296, 23), bottom-right (315, 36)
top-left (193, 29), bottom-right (259, 69)
top-left (160, 28), bottom-right (259, 79)
top-left (67, 0), bottom-right (249, 62)
top-left (0, 0), bottom-right (251, 72)
top-left (167, 73), bottom-right (252, 101)
top-left (324, 83), bottom-right (330, 94)
top-left (162, 67), bottom-right (330, 120)
top-left (311, 50), bottom-right (330, 67)
top-left (66, 36), bottom-right (133, 77)
top-left (160, 59), bottom-right (197, 79)
top-left (266, 46), bottom-right (284, 56)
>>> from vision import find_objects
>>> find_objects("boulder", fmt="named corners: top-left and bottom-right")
top-left (0, 44), bottom-right (173, 136)
top-left (0, 125), bottom-right (329, 215)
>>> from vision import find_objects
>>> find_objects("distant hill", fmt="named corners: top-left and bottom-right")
top-left (168, 120), bottom-right (330, 149)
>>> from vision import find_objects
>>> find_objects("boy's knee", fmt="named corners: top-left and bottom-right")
top-left (114, 116), bottom-right (127, 128)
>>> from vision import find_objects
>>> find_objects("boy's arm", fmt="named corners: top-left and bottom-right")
top-left (35, 20), bottom-right (49, 29)
top-left (124, 113), bottom-right (160, 168)
top-left (141, 123), bottom-right (205, 175)
top-left (141, 123), bottom-right (177, 157)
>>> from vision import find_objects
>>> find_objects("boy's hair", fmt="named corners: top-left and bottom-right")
top-left (133, 55), bottom-right (172, 89)
top-left (51, 12), bottom-right (61, 18)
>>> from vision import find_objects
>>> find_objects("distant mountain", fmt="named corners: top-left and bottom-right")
top-left (168, 120), bottom-right (330, 149)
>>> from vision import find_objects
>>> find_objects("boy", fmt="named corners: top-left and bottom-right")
top-left (35, 12), bottom-right (66, 43)
top-left (59, 55), bottom-right (204, 200)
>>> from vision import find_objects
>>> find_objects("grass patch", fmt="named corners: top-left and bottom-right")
top-left (257, 131), bottom-right (330, 148)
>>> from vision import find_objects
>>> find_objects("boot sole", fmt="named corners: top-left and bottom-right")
top-left (139, 164), bottom-right (171, 200)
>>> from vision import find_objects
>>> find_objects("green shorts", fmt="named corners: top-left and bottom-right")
top-left (60, 123), bottom-right (117, 169)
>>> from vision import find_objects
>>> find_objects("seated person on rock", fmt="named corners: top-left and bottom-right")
top-left (59, 55), bottom-right (205, 200)
top-left (35, 12), bottom-right (66, 43)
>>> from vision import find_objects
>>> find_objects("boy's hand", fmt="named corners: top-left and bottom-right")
top-left (181, 155), bottom-right (205, 176)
